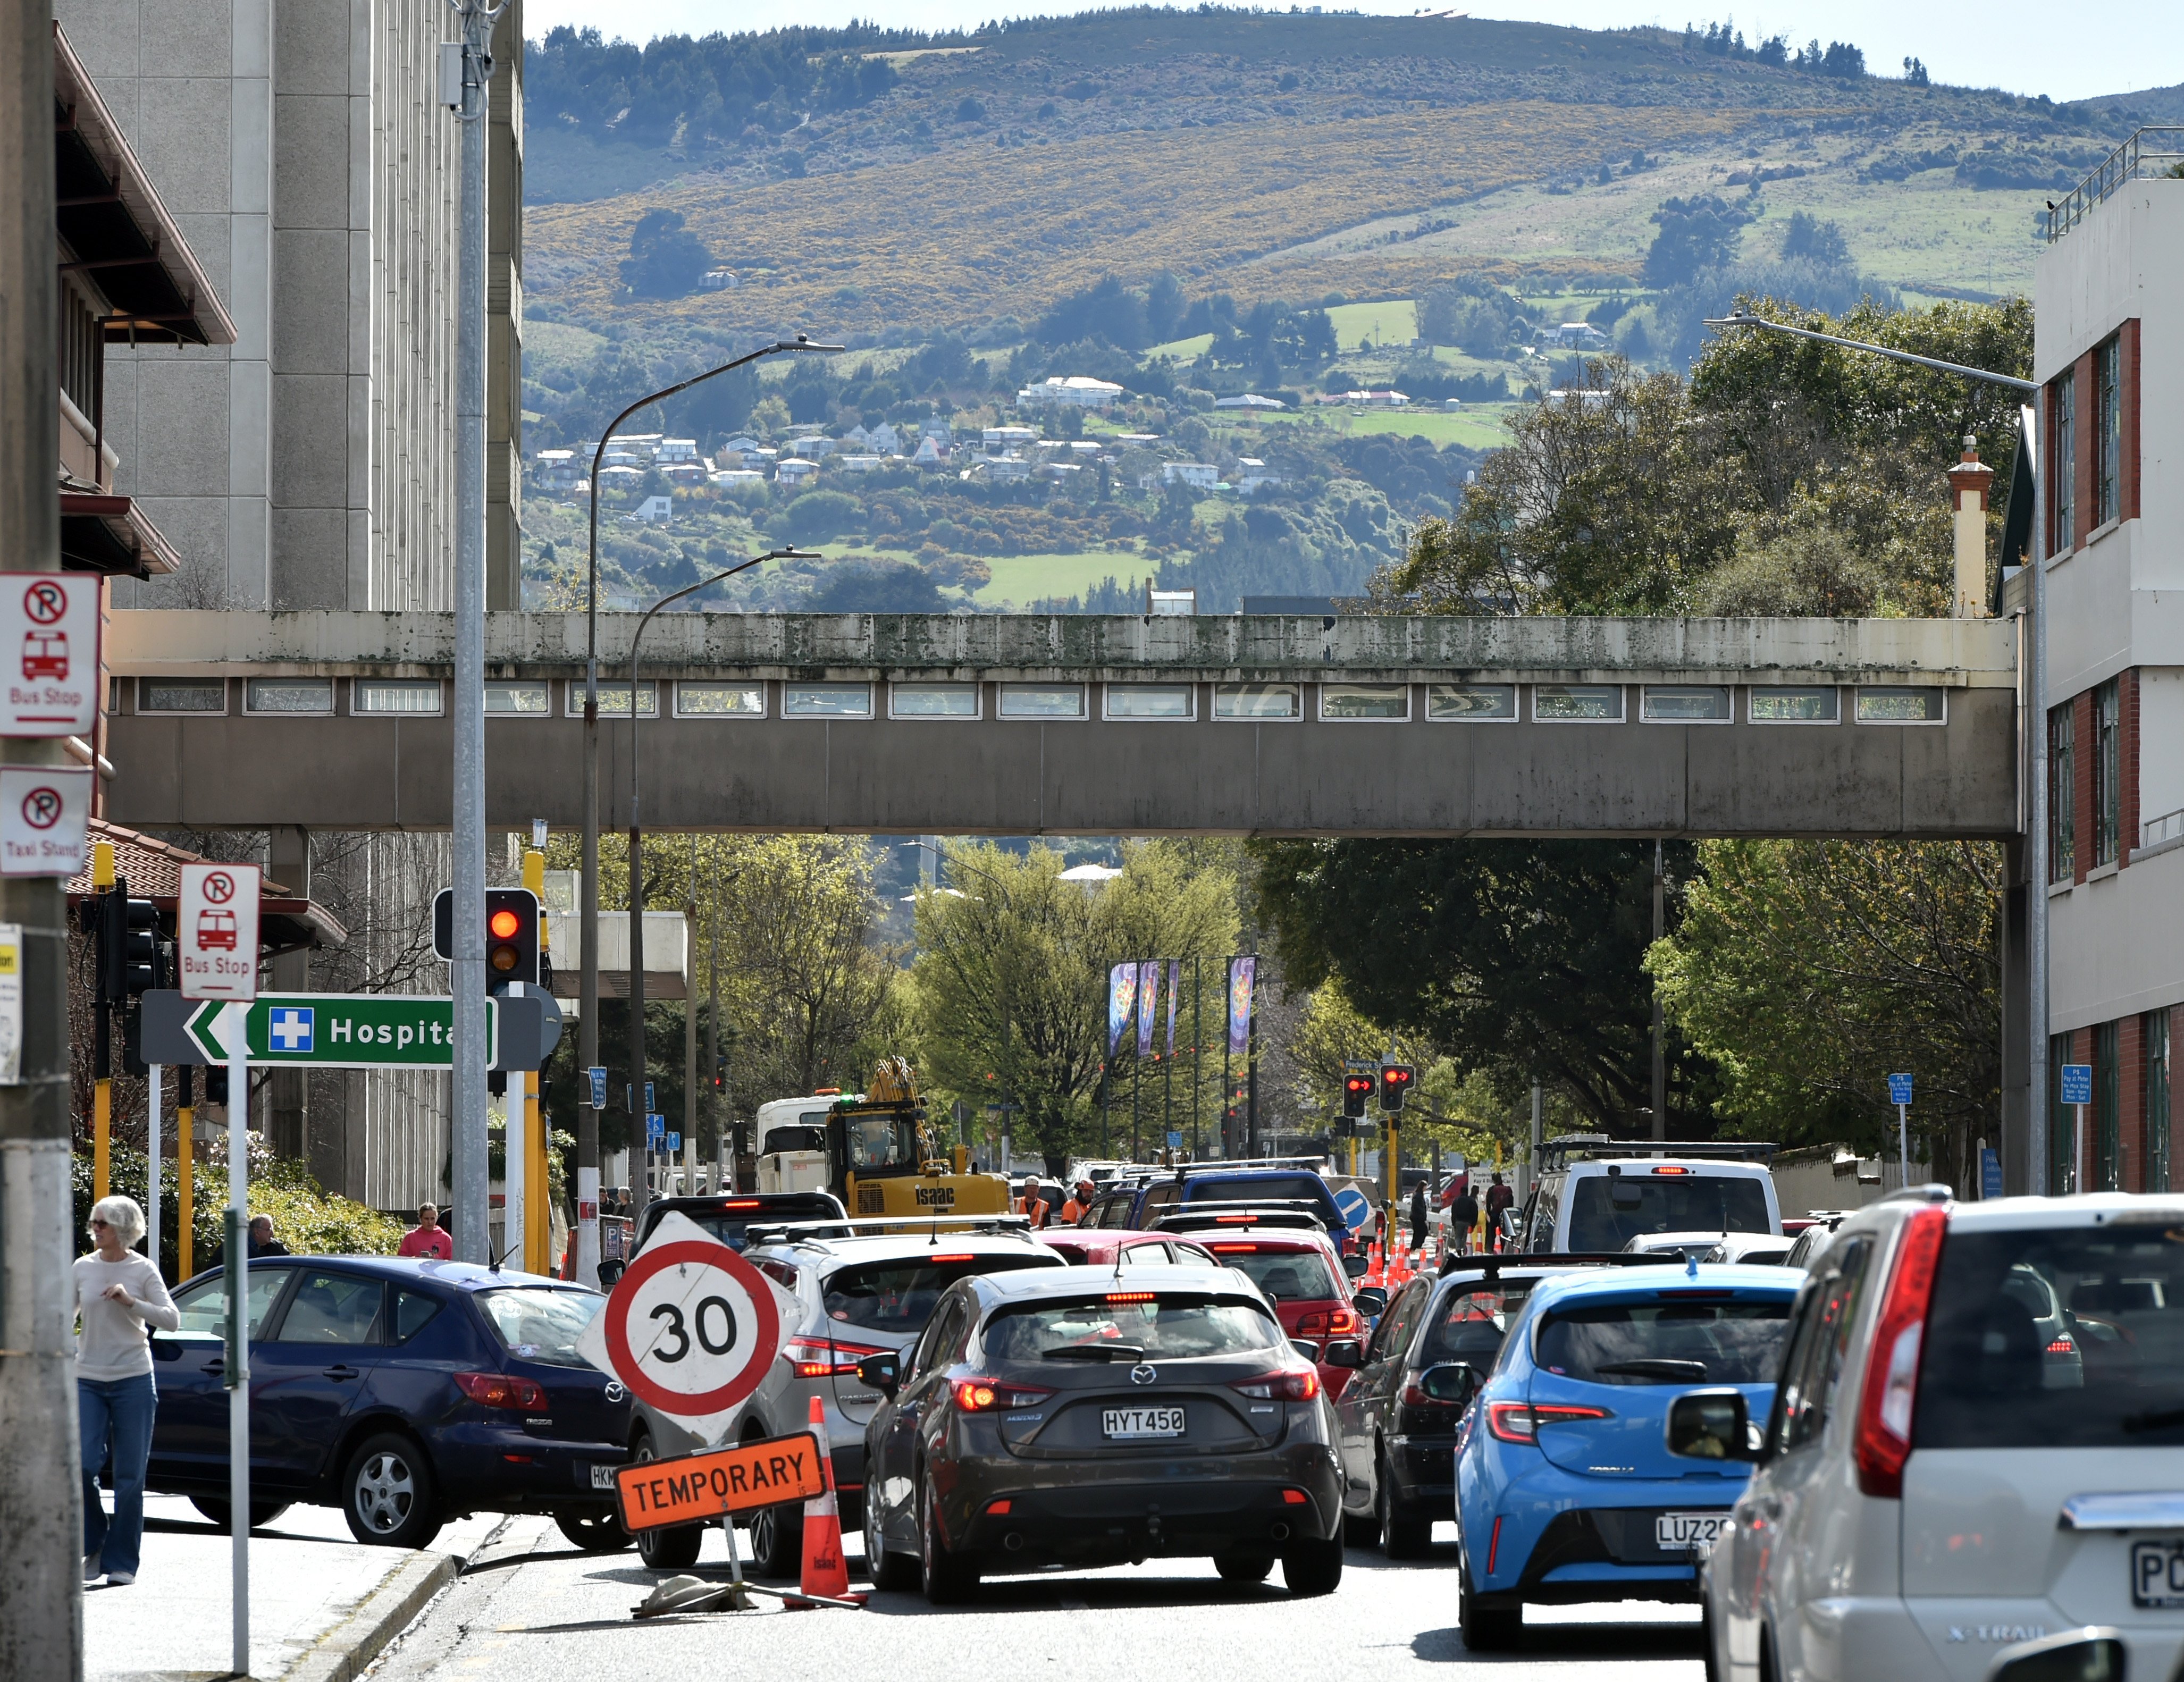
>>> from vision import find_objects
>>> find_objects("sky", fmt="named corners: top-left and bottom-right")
top-left (522, 0), bottom-right (2176, 107)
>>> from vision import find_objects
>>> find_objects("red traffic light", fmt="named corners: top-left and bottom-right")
top-left (1378, 1063), bottom-right (1416, 1112)
top-left (1342, 1072), bottom-right (1376, 1118)
top-left (490, 908), bottom-right (521, 940)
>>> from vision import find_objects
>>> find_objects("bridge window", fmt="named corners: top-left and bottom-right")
top-left (1426, 684), bottom-right (1515, 721)
top-left (1854, 688), bottom-right (1945, 725)
top-left (352, 679), bottom-right (442, 716)
top-left (243, 678), bottom-right (333, 715)
top-left (1214, 683), bottom-right (1299, 720)
top-left (891, 683), bottom-right (979, 719)
top-left (1532, 684), bottom-right (1623, 722)
top-left (1641, 686), bottom-right (1731, 722)
top-left (1749, 686), bottom-right (1839, 724)
top-left (138, 678), bottom-right (226, 715)
top-left (784, 683), bottom-right (872, 718)
top-left (1105, 684), bottom-right (1195, 720)
top-left (484, 682), bottom-right (550, 715)
top-left (998, 684), bottom-right (1086, 719)
top-left (1320, 684), bottom-right (1410, 721)
top-left (676, 683), bottom-right (765, 719)
top-left (570, 683), bottom-right (658, 717)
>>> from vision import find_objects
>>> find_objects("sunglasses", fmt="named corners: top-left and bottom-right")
top-left (91, 1218), bottom-right (112, 1229)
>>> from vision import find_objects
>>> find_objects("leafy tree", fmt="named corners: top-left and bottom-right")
top-left (770, 488), bottom-right (863, 544)
top-left (1418, 276), bottom-right (1527, 356)
top-left (619, 207), bottom-right (713, 299)
top-left (1779, 210), bottom-right (1849, 265)
top-left (801, 558), bottom-right (946, 611)
top-left (1643, 195), bottom-right (1750, 287)
top-left (1034, 275), bottom-right (1151, 350)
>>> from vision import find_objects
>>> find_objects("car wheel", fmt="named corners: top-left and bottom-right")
top-left (1701, 1597), bottom-right (1721, 1682)
top-left (919, 1471), bottom-right (978, 1605)
top-left (340, 1433), bottom-right (442, 1550)
top-left (190, 1498), bottom-right (290, 1532)
top-left (749, 1500), bottom-right (804, 1578)
top-left (1213, 1549), bottom-right (1273, 1585)
top-left (1457, 1551), bottom-right (1522, 1650)
top-left (1281, 1533), bottom-right (1343, 1597)
top-left (1377, 1453), bottom-right (1433, 1560)
top-left (863, 1478), bottom-right (920, 1592)
top-left (555, 1509), bottom-right (633, 1553)
top-left (630, 1435), bottom-right (703, 1571)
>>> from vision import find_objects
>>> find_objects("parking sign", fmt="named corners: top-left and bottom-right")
top-left (178, 862), bottom-right (261, 1000)
top-left (1887, 1073), bottom-right (1913, 1106)
top-left (2060, 1064), bottom-right (2093, 1106)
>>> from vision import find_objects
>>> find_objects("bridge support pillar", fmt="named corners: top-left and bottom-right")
top-left (1998, 838), bottom-right (2031, 1196)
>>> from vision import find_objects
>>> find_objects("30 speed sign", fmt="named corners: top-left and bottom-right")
top-left (576, 1211), bottom-right (798, 1442)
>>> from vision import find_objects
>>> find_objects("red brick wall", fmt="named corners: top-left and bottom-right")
top-left (2123, 668), bottom-right (2140, 865)
top-left (2074, 689), bottom-right (2095, 884)
top-left (2122, 1012), bottom-right (2144, 1191)
top-left (2121, 318), bottom-right (2141, 524)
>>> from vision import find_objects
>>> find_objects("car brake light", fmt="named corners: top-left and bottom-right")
top-left (723, 1199), bottom-right (761, 1209)
top-left (1853, 1203), bottom-right (1947, 1499)
top-left (784, 1336), bottom-right (888, 1378)
top-left (2046, 1336), bottom-right (2076, 1356)
top-left (1229, 1368), bottom-right (1320, 1402)
top-left (1209, 1243), bottom-right (1262, 1254)
top-left (455, 1370), bottom-right (548, 1412)
top-left (930, 1254), bottom-right (975, 1264)
top-left (1652, 1164), bottom-right (1693, 1175)
top-left (1213, 1215), bottom-right (1256, 1224)
top-left (1106, 1291), bottom-right (1157, 1303)
top-left (952, 1377), bottom-right (1054, 1412)
top-left (1485, 1401), bottom-right (1611, 1443)
top-left (1281, 1488), bottom-right (1309, 1505)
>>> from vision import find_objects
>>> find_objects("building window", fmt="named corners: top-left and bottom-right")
top-left (888, 683), bottom-right (978, 719)
top-left (567, 682), bottom-right (657, 718)
top-left (1641, 686), bottom-right (1732, 722)
top-left (2148, 1011), bottom-right (2172, 1195)
top-left (782, 683), bottom-right (871, 719)
top-left (1749, 686), bottom-right (1839, 723)
top-left (484, 681), bottom-right (550, 715)
top-left (243, 678), bottom-right (333, 714)
top-left (1532, 684), bottom-right (1624, 722)
top-left (997, 684), bottom-right (1085, 720)
top-left (676, 683), bottom-right (765, 718)
top-left (1855, 687), bottom-right (1946, 724)
top-left (2051, 1035), bottom-right (2076, 1195)
top-left (2050, 369), bottom-right (2077, 552)
top-left (2094, 1020), bottom-right (2120, 1192)
top-left (1426, 684), bottom-right (1516, 720)
top-left (2095, 335), bottom-right (2122, 529)
top-left (2094, 678), bottom-right (2120, 867)
top-left (2048, 705), bottom-right (2074, 882)
top-left (139, 678), bottom-right (226, 715)
top-left (1104, 684), bottom-right (1195, 720)
top-left (1213, 683), bottom-right (1299, 720)
top-left (1320, 684), bottom-right (1410, 721)
top-left (352, 679), bottom-right (442, 716)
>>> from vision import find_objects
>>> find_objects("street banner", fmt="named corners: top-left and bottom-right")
top-left (1137, 958), bottom-right (1159, 1059)
top-left (1165, 958), bottom-right (1179, 1055)
top-left (1228, 956), bottom-right (1256, 1055)
top-left (1107, 962), bottom-right (1138, 1056)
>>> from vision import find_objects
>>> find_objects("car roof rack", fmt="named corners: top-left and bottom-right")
top-left (1432, 1251), bottom-right (1692, 1277)
top-left (742, 1212), bottom-right (1034, 1248)
top-left (1164, 1157), bottom-right (1331, 1181)
top-left (1536, 1135), bottom-right (1779, 1170)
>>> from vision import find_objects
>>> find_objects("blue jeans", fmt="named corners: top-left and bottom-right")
top-left (81, 1372), bottom-right (157, 1578)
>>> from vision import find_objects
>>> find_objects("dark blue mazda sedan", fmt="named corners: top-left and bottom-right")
top-left (147, 1257), bottom-right (632, 1551)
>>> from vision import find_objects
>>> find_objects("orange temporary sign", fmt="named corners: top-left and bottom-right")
top-left (614, 1430), bottom-right (828, 1532)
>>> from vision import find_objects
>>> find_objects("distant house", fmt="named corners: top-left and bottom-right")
top-left (1214, 392), bottom-right (1287, 411)
top-left (912, 436), bottom-right (949, 467)
top-left (1539, 322), bottom-right (1609, 351)
top-left (661, 461), bottom-right (707, 484)
top-left (532, 449), bottom-right (578, 489)
top-left (971, 455), bottom-right (1032, 483)
top-left (1162, 462), bottom-right (1220, 490)
top-left (867, 422), bottom-right (902, 456)
top-left (1314, 390), bottom-right (1410, 408)
top-left (788, 433), bottom-right (837, 458)
top-left (709, 468), bottom-right (766, 486)
top-left (775, 458), bottom-right (819, 486)
top-left (631, 494), bottom-right (673, 523)
top-left (698, 268), bottom-right (738, 291)
top-left (982, 425), bottom-right (1037, 449)
top-left (1237, 458), bottom-right (1283, 492)
top-left (1015, 374), bottom-right (1125, 411)
top-left (618, 433), bottom-right (665, 458)
top-left (656, 438), bottom-right (700, 463)
top-left (717, 435), bottom-right (766, 456)
top-left (834, 454), bottom-right (884, 473)
top-left (922, 415), bottom-right (952, 440)
top-left (596, 464), bottom-right (645, 486)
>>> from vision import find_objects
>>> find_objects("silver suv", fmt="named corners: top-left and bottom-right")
top-left (1704, 1188), bottom-right (2184, 1682)
top-left (626, 1227), bottom-right (1063, 1573)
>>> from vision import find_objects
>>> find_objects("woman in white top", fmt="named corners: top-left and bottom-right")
top-left (75, 1195), bottom-right (179, 1587)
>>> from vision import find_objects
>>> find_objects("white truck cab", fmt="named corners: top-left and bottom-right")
top-left (1517, 1137), bottom-right (1782, 1254)
top-left (753, 1092), bottom-right (858, 1195)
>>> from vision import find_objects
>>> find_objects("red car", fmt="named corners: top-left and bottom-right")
top-left (1034, 1228), bottom-right (1217, 1268)
top-left (1190, 1228), bottom-right (1365, 1399)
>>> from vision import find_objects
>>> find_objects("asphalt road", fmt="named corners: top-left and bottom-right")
top-left (366, 1518), bottom-right (1704, 1682)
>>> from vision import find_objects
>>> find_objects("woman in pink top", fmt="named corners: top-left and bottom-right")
top-left (398, 1202), bottom-right (452, 1259)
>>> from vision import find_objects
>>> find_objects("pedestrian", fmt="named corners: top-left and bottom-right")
top-left (1451, 1183), bottom-right (1481, 1256)
top-left (1408, 1179), bottom-right (1428, 1251)
top-left (1061, 1177), bottom-right (1097, 1224)
top-left (1017, 1180), bottom-right (1048, 1229)
top-left (398, 1201), bottom-right (453, 1260)
top-left (77, 1195), bottom-right (177, 1587)
top-left (247, 1214), bottom-right (289, 1258)
top-left (1484, 1172), bottom-right (1514, 1250)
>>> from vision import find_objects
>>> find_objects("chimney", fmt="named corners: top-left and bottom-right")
top-left (1947, 434), bottom-right (1994, 618)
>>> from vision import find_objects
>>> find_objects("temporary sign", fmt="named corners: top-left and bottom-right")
top-left (0, 573), bottom-right (99, 736)
top-left (0, 763), bottom-right (92, 876)
top-left (613, 1430), bottom-right (827, 1533)
top-left (178, 862), bottom-right (261, 1000)
top-left (576, 1210), bottom-right (799, 1443)
top-left (1887, 1073), bottom-right (1913, 1106)
top-left (2060, 1064), bottom-right (2094, 1107)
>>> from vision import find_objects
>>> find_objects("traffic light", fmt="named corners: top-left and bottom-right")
top-left (433, 887), bottom-right (541, 990)
top-left (122, 898), bottom-right (162, 996)
top-left (1342, 1071), bottom-right (1376, 1118)
top-left (1379, 1062), bottom-right (1415, 1113)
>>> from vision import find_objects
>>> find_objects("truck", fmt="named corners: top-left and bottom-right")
top-left (754, 1057), bottom-right (1011, 1222)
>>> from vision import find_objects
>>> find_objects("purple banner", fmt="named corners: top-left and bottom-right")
top-left (1228, 957), bottom-right (1256, 1056)
top-left (1137, 960), bottom-right (1160, 1059)
top-left (1165, 960), bottom-right (1180, 1055)
top-left (1107, 962), bottom-right (1139, 1057)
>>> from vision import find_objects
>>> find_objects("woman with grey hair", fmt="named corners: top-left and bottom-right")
top-left (75, 1194), bottom-right (178, 1587)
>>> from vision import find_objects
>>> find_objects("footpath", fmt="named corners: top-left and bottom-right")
top-left (83, 1495), bottom-right (523, 1682)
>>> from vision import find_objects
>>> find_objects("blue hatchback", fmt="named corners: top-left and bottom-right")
top-left (1450, 1264), bottom-right (1798, 1650)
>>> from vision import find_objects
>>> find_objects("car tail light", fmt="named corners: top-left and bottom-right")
top-left (723, 1199), bottom-right (762, 1209)
top-left (2046, 1336), bottom-right (2076, 1356)
top-left (1229, 1368), bottom-right (1320, 1402)
top-left (1208, 1243), bottom-right (1262, 1254)
top-left (785, 1336), bottom-right (889, 1378)
top-left (930, 1254), bottom-right (976, 1264)
top-left (1399, 1378), bottom-right (1466, 1418)
top-left (1853, 1204), bottom-right (1947, 1499)
top-left (1485, 1401), bottom-right (1610, 1443)
top-left (1105, 1291), bottom-right (1157, 1304)
top-left (1281, 1488), bottom-right (1309, 1505)
top-left (1652, 1164), bottom-right (1693, 1175)
top-left (455, 1371), bottom-right (548, 1412)
top-left (951, 1378), bottom-right (1055, 1412)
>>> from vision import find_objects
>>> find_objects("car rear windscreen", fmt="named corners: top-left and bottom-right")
top-left (1536, 1295), bottom-right (1793, 1385)
top-left (1567, 1174), bottom-right (1771, 1252)
top-left (1204, 1246), bottom-right (1340, 1301)
top-left (681, 1197), bottom-right (845, 1251)
top-left (822, 1253), bottom-right (1053, 1333)
top-left (983, 1294), bottom-right (1284, 1361)
top-left (478, 1288), bottom-right (606, 1368)
top-left (1189, 1174), bottom-right (1329, 1208)
top-left (1418, 1281), bottom-right (1539, 1368)
top-left (1918, 1223), bottom-right (2184, 1448)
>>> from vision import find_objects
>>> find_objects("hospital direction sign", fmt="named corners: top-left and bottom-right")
top-left (181, 993), bottom-right (497, 1070)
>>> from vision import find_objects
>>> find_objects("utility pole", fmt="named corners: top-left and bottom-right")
top-left (0, 12), bottom-right (85, 1673)
top-left (708, 891), bottom-right (721, 1191)
top-left (1651, 838), bottom-right (1666, 1142)
top-left (684, 838), bottom-right (698, 1196)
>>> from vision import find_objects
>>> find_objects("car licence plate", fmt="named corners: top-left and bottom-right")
top-left (587, 1463), bottom-right (619, 1491)
top-left (1656, 1511), bottom-right (1728, 1554)
top-left (2132, 1539), bottom-right (2184, 1607)
top-left (1103, 1406), bottom-right (1185, 1440)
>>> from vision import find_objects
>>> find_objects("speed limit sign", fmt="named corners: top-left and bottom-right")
top-left (577, 1211), bottom-right (797, 1442)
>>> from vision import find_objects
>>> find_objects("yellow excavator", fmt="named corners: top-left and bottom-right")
top-left (758, 1057), bottom-right (1011, 1221)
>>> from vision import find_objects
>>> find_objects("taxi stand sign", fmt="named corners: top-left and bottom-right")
top-left (0, 764), bottom-right (93, 877)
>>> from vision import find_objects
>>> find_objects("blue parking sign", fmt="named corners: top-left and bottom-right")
top-left (2061, 1064), bottom-right (2093, 1106)
top-left (587, 1066), bottom-right (607, 1111)
top-left (667, 1132), bottom-right (681, 1153)
top-left (1887, 1072), bottom-right (1913, 1106)
top-left (646, 1112), bottom-right (665, 1146)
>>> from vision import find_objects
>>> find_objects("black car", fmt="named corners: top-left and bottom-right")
top-left (600, 1190), bottom-right (849, 1284)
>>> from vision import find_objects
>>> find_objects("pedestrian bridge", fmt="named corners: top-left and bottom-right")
top-left (101, 611), bottom-right (2020, 838)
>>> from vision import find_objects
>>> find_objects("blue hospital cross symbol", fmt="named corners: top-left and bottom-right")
top-left (270, 1007), bottom-right (315, 1054)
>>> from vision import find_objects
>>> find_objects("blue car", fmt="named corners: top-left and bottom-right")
top-left (1450, 1263), bottom-right (1799, 1650)
top-left (146, 1257), bottom-right (631, 1552)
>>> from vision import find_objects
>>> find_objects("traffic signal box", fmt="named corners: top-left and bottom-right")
top-left (1343, 1071), bottom-right (1376, 1118)
top-left (433, 887), bottom-right (542, 991)
top-left (1378, 1063), bottom-right (1415, 1113)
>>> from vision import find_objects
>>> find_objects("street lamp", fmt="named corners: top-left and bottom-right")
top-left (575, 334), bottom-right (838, 1284)
top-left (623, 549), bottom-right (816, 1213)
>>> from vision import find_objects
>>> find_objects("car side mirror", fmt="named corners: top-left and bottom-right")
top-left (1417, 1362), bottom-right (1481, 1405)
top-left (1342, 1252), bottom-right (1370, 1281)
top-left (1666, 1390), bottom-right (1759, 1462)
top-left (1351, 1286), bottom-right (1388, 1318)
top-left (1321, 1339), bottom-right (1366, 1369)
top-left (1497, 1208), bottom-right (1523, 1239)
top-left (1984, 1629), bottom-right (2126, 1682)
top-left (855, 1352), bottom-right (901, 1396)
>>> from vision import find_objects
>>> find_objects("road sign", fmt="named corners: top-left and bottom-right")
top-left (667, 1132), bottom-right (682, 1153)
top-left (178, 862), bottom-right (260, 1000)
top-left (1333, 1185), bottom-right (1373, 1232)
top-left (0, 573), bottom-right (99, 736)
top-left (577, 1210), bottom-right (799, 1442)
top-left (589, 1066), bottom-right (608, 1111)
top-left (1981, 1147), bottom-right (2004, 1200)
top-left (647, 1112), bottom-right (665, 1147)
top-left (613, 1430), bottom-right (826, 1533)
top-left (0, 763), bottom-right (91, 877)
top-left (1887, 1073), bottom-right (1913, 1106)
top-left (138, 989), bottom-right (556, 1073)
top-left (2061, 1064), bottom-right (2093, 1106)
top-left (1166, 1130), bottom-right (1182, 1151)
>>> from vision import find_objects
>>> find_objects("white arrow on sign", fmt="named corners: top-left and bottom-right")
top-left (576, 1210), bottom-right (800, 1445)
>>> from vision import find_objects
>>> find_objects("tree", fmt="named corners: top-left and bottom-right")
top-left (1643, 195), bottom-right (1750, 287)
top-left (1647, 840), bottom-right (2002, 1188)
top-left (619, 208), bottom-right (713, 299)
top-left (1779, 210), bottom-right (1849, 266)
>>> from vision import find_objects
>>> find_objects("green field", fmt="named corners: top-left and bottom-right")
top-left (973, 551), bottom-right (1144, 606)
top-left (1324, 299), bottom-right (1419, 352)
top-left (1247, 404), bottom-right (1521, 450)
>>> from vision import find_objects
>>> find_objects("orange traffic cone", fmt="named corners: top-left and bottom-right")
top-left (1363, 1241), bottom-right (1383, 1288)
top-left (787, 1395), bottom-right (863, 1608)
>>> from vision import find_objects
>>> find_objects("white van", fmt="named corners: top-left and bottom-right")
top-left (1515, 1139), bottom-right (1781, 1253)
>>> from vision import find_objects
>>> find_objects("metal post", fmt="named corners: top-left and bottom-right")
top-left (226, 1000), bottom-right (251, 1675)
top-left (178, 1070), bottom-right (195, 1281)
top-left (1898, 1101), bottom-right (1911, 1192)
top-left (1190, 956), bottom-right (1201, 1159)
top-left (501, 1081), bottom-right (522, 1268)
top-left (0, 9), bottom-right (85, 1661)
top-left (1651, 838), bottom-right (1666, 1141)
top-left (1528, 1082), bottom-right (1543, 1206)
top-left (684, 839), bottom-right (698, 1196)
top-left (2027, 407), bottom-right (2050, 1195)
top-left (708, 893), bottom-right (721, 1191)
top-left (628, 820), bottom-right (646, 1212)
top-left (147, 1066), bottom-right (162, 1267)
